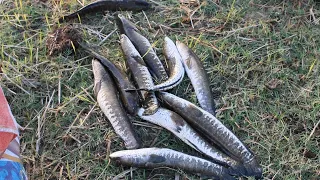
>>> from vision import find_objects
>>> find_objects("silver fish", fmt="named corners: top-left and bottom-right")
top-left (157, 92), bottom-right (262, 177)
top-left (176, 41), bottom-right (216, 115)
top-left (117, 14), bottom-right (168, 82)
top-left (120, 34), bottom-right (159, 115)
top-left (137, 107), bottom-right (246, 176)
top-left (81, 43), bottom-right (139, 115)
top-left (110, 148), bottom-right (236, 180)
top-left (92, 59), bottom-right (141, 149)
top-left (147, 37), bottom-right (184, 91)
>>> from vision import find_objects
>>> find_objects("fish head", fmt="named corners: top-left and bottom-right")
top-left (176, 40), bottom-right (204, 71)
top-left (157, 92), bottom-right (187, 109)
top-left (92, 59), bottom-right (105, 80)
top-left (120, 34), bottom-right (141, 59)
top-left (163, 37), bottom-right (177, 67)
top-left (110, 149), bottom-right (163, 167)
top-left (117, 14), bottom-right (139, 34)
top-left (176, 41), bottom-right (188, 53)
top-left (175, 41), bottom-right (194, 68)
top-left (109, 150), bottom-right (146, 166)
top-left (164, 37), bottom-right (175, 50)
top-left (92, 59), bottom-right (107, 96)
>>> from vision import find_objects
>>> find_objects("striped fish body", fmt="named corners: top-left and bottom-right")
top-left (120, 34), bottom-right (159, 115)
top-left (137, 107), bottom-right (246, 176)
top-left (110, 148), bottom-right (236, 180)
top-left (92, 59), bottom-right (141, 149)
top-left (157, 92), bottom-right (262, 177)
top-left (150, 37), bottom-right (185, 91)
top-left (59, 0), bottom-right (150, 22)
top-left (176, 41), bottom-right (216, 115)
top-left (82, 45), bottom-right (139, 115)
top-left (117, 14), bottom-right (168, 82)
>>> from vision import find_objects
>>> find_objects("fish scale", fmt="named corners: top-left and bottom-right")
top-left (92, 59), bottom-right (141, 149)
top-left (147, 37), bottom-right (185, 91)
top-left (120, 34), bottom-right (159, 115)
top-left (202, 113), bottom-right (252, 160)
top-left (176, 41), bottom-right (216, 116)
top-left (80, 44), bottom-right (139, 115)
top-left (139, 35), bottom-right (168, 80)
top-left (117, 14), bottom-right (169, 82)
top-left (110, 148), bottom-right (236, 180)
top-left (98, 83), bottom-right (134, 145)
top-left (157, 92), bottom-right (263, 177)
top-left (137, 107), bottom-right (247, 176)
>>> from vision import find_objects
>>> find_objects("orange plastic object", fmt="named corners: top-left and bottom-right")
top-left (0, 87), bottom-right (18, 157)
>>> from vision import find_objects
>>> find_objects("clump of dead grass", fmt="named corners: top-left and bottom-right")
top-left (46, 25), bottom-right (82, 56)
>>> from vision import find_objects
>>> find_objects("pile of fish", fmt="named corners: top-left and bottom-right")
top-left (81, 14), bottom-right (262, 179)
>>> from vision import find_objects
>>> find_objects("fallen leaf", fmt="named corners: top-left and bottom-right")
top-left (303, 149), bottom-right (317, 159)
top-left (46, 25), bottom-right (81, 56)
top-left (180, 5), bottom-right (192, 15)
top-left (266, 78), bottom-right (282, 89)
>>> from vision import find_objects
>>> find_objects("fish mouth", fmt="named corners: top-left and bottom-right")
top-left (117, 14), bottom-right (138, 33)
top-left (110, 150), bottom-right (128, 158)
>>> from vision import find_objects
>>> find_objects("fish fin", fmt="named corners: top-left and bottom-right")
top-left (132, 55), bottom-right (147, 66)
top-left (94, 80), bottom-right (102, 97)
top-left (148, 154), bottom-right (166, 163)
top-left (117, 14), bottom-right (139, 32)
top-left (243, 159), bottom-right (263, 178)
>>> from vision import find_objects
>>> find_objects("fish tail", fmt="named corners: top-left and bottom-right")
top-left (227, 162), bottom-right (248, 177)
top-left (243, 159), bottom-right (263, 178)
top-left (58, 16), bottom-right (66, 23)
top-left (58, 14), bottom-right (76, 23)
